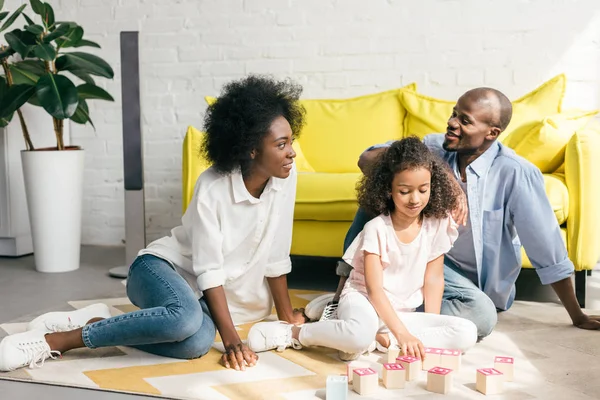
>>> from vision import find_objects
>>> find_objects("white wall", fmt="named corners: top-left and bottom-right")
top-left (5, 0), bottom-right (600, 245)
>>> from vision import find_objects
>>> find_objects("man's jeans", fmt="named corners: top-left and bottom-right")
top-left (82, 254), bottom-right (216, 359)
top-left (337, 207), bottom-right (498, 340)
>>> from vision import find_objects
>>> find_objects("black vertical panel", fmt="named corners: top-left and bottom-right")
top-left (120, 31), bottom-right (143, 191)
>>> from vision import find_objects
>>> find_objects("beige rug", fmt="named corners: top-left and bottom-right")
top-left (1, 290), bottom-right (599, 400)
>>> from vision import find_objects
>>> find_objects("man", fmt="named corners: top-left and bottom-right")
top-left (308, 87), bottom-right (600, 340)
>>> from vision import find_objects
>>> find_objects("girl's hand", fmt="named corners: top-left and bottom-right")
top-left (288, 308), bottom-right (308, 325)
top-left (221, 342), bottom-right (258, 371)
top-left (394, 331), bottom-right (425, 360)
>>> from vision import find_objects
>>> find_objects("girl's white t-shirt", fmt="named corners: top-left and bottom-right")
top-left (342, 213), bottom-right (458, 311)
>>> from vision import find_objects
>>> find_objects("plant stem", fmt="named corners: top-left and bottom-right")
top-left (1, 57), bottom-right (34, 150)
top-left (52, 117), bottom-right (64, 150)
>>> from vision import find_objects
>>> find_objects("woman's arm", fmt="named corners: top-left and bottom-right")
top-left (364, 252), bottom-right (425, 359)
top-left (423, 254), bottom-right (445, 314)
top-left (267, 275), bottom-right (306, 324)
top-left (203, 286), bottom-right (258, 370)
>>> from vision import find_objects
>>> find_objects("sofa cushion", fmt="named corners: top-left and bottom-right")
top-left (400, 74), bottom-right (566, 141)
top-left (503, 109), bottom-right (598, 173)
top-left (295, 172), bottom-right (361, 221)
top-left (296, 83), bottom-right (416, 174)
top-left (544, 173), bottom-right (569, 225)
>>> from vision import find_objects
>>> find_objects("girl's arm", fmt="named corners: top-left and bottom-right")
top-left (364, 252), bottom-right (425, 359)
top-left (423, 254), bottom-right (445, 314)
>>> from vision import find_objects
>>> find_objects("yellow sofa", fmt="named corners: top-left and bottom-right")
top-left (183, 74), bottom-right (600, 307)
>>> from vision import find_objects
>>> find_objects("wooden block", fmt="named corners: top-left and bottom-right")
top-left (421, 347), bottom-right (443, 371)
top-left (494, 356), bottom-right (514, 381)
top-left (476, 368), bottom-right (504, 395)
top-left (352, 368), bottom-right (378, 396)
top-left (440, 348), bottom-right (461, 371)
top-left (426, 367), bottom-right (453, 394)
top-left (382, 363), bottom-right (406, 389)
top-left (385, 347), bottom-right (401, 364)
top-left (346, 361), bottom-right (370, 383)
top-left (396, 356), bottom-right (421, 381)
top-left (326, 375), bottom-right (348, 400)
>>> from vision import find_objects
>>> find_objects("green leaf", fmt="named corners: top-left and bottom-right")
top-left (13, 59), bottom-right (45, 74)
top-left (0, 75), bottom-right (8, 97)
top-left (43, 22), bottom-right (69, 43)
top-left (0, 4), bottom-right (26, 32)
top-left (5, 31), bottom-right (32, 58)
top-left (27, 93), bottom-right (41, 106)
top-left (76, 83), bottom-right (114, 101)
top-left (0, 113), bottom-right (13, 127)
top-left (32, 43), bottom-right (55, 60)
top-left (55, 25), bottom-right (83, 48)
top-left (0, 0), bottom-right (4, 12)
top-left (71, 38), bottom-right (100, 49)
top-left (25, 24), bottom-right (44, 35)
top-left (35, 73), bottom-right (78, 119)
top-left (0, 84), bottom-right (36, 117)
top-left (68, 69), bottom-right (95, 85)
top-left (22, 13), bottom-right (35, 26)
top-left (10, 65), bottom-right (41, 85)
top-left (42, 2), bottom-right (54, 29)
top-left (70, 97), bottom-right (93, 128)
top-left (0, 11), bottom-right (8, 22)
top-left (30, 0), bottom-right (44, 15)
top-left (55, 52), bottom-right (114, 79)
top-left (0, 46), bottom-right (15, 59)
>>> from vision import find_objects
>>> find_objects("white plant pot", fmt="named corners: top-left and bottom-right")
top-left (21, 148), bottom-right (85, 273)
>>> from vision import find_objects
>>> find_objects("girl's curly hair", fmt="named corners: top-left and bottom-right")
top-left (357, 136), bottom-right (459, 218)
top-left (201, 75), bottom-right (306, 174)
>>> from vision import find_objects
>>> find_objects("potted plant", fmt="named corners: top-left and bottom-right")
top-left (0, 0), bottom-right (115, 272)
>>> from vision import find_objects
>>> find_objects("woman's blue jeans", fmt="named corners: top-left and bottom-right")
top-left (81, 254), bottom-right (216, 359)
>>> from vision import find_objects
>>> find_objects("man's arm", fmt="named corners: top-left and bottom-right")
top-left (357, 147), bottom-right (387, 174)
top-left (510, 166), bottom-right (600, 330)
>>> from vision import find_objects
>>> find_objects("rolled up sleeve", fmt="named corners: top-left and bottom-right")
top-left (510, 166), bottom-right (575, 285)
top-left (265, 167), bottom-right (296, 278)
top-left (192, 199), bottom-right (226, 291)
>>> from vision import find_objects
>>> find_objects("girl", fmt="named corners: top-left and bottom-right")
top-left (247, 137), bottom-right (477, 360)
top-left (0, 75), bottom-right (307, 372)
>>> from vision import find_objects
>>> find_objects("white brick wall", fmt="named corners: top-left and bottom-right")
top-left (7, 0), bottom-right (600, 245)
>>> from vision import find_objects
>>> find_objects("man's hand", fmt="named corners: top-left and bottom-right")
top-left (451, 187), bottom-right (468, 226)
top-left (221, 341), bottom-right (259, 371)
top-left (573, 314), bottom-right (600, 330)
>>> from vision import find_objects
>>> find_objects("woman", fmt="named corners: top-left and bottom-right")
top-left (0, 75), bottom-right (307, 372)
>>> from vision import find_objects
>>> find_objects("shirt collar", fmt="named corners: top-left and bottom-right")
top-left (231, 170), bottom-right (283, 204)
top-left (451, 141), bottom-right (500, 178)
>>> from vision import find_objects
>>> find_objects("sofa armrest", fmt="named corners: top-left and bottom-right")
top-left (565, 125), bottom-right (600, 270)
top-left (182, 126), bottom-right (211, 214)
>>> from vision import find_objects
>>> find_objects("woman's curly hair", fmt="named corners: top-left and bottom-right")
top-left (357, 136), bottom-right (459, 219)
top-left (201, 75), bottom-right (306, 174)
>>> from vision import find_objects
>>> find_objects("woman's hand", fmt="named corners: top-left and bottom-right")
top-left (394, 331), bottom-right (425, 360)
top-left (221, 341), bottom-right (258, 371)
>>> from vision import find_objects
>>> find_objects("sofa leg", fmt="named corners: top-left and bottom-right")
top-left (587, 270), bottom-right (592, 277)
top-left (575, 271), bottom-right (587, 308)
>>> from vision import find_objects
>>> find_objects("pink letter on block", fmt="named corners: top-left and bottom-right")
top-left (429, 367), bottom-right (452, 375)
top-left (495, 356), bottom-right (514, 364)
top-left (478, 368), bottom-right (503, 376)
top-left (383, 363), bottom-right (405, 371)
top-left (354, 368), bottom-right (377, 376)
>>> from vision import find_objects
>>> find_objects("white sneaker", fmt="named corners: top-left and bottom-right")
top-left (304, 293), bottom-right (335, 321)
top-left (319, 301), bottom-right (339, 321)
top-left (338, 341), bottom-right (376, 361)
top-left (0, 330), bottom-right (61, 371)
top-left (247, 321), bottom-right (303, 353)
top-left (27, 303), bottom-right (111, 333)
